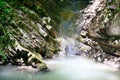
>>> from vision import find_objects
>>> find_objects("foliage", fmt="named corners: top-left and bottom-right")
top-left (0, 0), bottom-right (14, 62)
top-left (0, 50), bottom-right (7, 61)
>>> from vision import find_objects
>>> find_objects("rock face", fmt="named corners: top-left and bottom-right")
top-left (0, 0), bottom-right (59, 69)
top-left (76, 0), bottom-right (120, 57)
top-left (76, 0), bottom-right (105, 33)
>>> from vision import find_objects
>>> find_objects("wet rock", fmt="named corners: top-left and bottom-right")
top-left (31, 62), bottom-right (37, 68)
top-left (38, 63), bottom-right (48, 71)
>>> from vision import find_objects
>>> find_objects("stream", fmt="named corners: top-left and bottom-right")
top-left (0, 56), bottom-right (120, 80)
top-left (0, 37), bottom-right (120, 80)
top-left (0, 0), bottom-right (120, 80)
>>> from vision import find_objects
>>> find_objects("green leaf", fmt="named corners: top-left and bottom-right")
top-left (0, 50), bottom-right (7, 60)
top-left (0, 1), bottom-right (6, 9)
top-left (4, 8), bottom-right (11, 13)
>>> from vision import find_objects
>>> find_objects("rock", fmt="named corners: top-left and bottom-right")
top-left (42, 17), bottom-right (51, 25)
top-left (3, 2), bottom-right (58, 66)
top-left (31, 62), bottom-right (37, 68)
top-left (108, 0), bottom-right (112, 3)
top-left (46, 51), bottom-right (54, 58)
top-left (80, 30), bottom-right (88, 36)
top-left (106, 14), bottom-right (120, 36)
top-left (38, 63), bottom-right (48, 71)
top-left (48, 45), bottom-right (56, 52)
top-left (108, 5), bottom-right (117, 10)
top-left (16, 66), bottom-right (39, 73)
top-left (46, 25), bottom-right (52, 30)
top-left (37, 23), bottom-right (48, 37)
top-left (76, 0), bottom-right (120, 53)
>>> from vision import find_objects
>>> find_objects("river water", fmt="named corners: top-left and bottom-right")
top-left (0, 56), bottom-right (120, 80)
top-left (0, 0), bottom-right (120, 80)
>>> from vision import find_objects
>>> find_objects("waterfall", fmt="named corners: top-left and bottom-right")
top-left (56, 37), bottom-right (91, 56)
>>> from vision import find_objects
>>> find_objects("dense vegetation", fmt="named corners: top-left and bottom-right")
top-left (0, 0), bottom-right (64, 64)
top-left (0, 0), bottom-right (14, 62)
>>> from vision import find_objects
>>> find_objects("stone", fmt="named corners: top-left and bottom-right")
top-left (108, 5), bottom-right (117, 10)
top-left (106, 14), bottom-right (120, 36)
top-left (38, 63), bottom-right (48, 71)
top-left (37, 23), bottom-right (48, 37)
top-left (108, 0), bottom-right (112, 3)
top-left (46, 51), bottom-right (54, 58)
top-left (46, 25), bottom-right (52, 30)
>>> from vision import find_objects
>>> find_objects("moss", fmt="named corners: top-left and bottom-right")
top-left (38, 62), bottom-right (48, 71)
top-left (17, 21), bottom-right (31, 33)
top-left (27, 12), bottom-right (40, 21)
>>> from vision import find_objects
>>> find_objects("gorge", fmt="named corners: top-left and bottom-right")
top-left (0, 0), bottom-right (120, 80)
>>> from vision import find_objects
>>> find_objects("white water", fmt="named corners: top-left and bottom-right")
top-left (56, 37), bottom-right (91, 56)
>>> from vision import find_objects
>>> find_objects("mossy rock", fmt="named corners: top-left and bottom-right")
top-left (45, 51), bottom-right (54, 58)
top-left (38, 63), bottom-right (48, 71)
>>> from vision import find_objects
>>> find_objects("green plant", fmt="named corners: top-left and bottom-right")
top-left (0, 0), bottom-right (14, 62)
top-left (0, 50), bottom-right (7, 62)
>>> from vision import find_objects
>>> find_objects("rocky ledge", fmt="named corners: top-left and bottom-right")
top-left (76, 0), bottom-right (120, 68)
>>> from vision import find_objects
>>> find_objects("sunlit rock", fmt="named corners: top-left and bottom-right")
top-left (42, 17), bottom-right (51, 25)
top-left (37, 23), bottom-right (48, 37)
top-left (46, 25), bottom-right (52, 30)
top-left (80, 30), bottom-right (88, 36)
